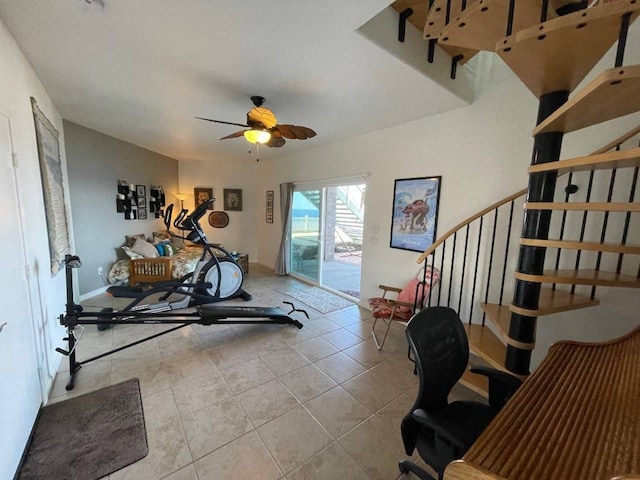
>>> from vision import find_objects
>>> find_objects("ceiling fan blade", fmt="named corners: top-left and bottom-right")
top-left (266, 136), bottom-right (286, 148)
top-left (195, 117), bottom-right (249, 128)
top-left (220, 130), bottom-right (247, 140)
top-left (275, 124), bottom-right (317, 140)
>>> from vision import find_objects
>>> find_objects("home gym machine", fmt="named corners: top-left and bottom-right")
top-left (107, 198), bottom-right (251, 307)
top-left (57, 202), bottom-right (308, 391)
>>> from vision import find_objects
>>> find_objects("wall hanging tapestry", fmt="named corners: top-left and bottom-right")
top-left (31, 97), bottom-right (70, 276)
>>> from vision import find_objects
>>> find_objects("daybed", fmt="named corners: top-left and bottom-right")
top-left (107, 231), bottom-right (204, 286)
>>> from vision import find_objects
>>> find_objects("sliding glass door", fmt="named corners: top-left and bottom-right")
top-left (290, 180), bottom-right (365, 299)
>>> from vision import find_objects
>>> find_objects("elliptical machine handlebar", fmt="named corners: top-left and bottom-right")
top-left (163, 198), bottom-right (215, 245)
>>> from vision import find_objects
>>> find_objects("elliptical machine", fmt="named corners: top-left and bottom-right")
top-left (108, 198), bottom-right (251, 310)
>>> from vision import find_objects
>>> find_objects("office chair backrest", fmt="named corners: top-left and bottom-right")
top-left (405, 307), bottom-right (469, 412)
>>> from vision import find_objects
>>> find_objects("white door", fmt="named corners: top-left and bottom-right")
top-left (0, 111), bottom-right (42, 477)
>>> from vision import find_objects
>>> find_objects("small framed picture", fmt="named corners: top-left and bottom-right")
top-left (136, 185), bottom-right (146, 197)
top-left (137, 197), bottom-right (147, 208)
top-left (138, 208), bottom-right (147, 220)
top-left (266, 190), bottom-right (274, 223)
top-left (194, 187), bottom-right (214, 210)
top-left (224, 188), bottom-right (243, 211)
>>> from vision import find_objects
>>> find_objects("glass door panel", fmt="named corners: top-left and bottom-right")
top-left (290, 189), bottom-right (321, 282)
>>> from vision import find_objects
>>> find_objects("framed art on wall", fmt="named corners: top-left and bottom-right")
top-left (194, 187), bottom-right (214, 210)
top-left (390, 176), bottom-right (441, 253)
top-left (224, 189), bottom-right (243, 211)
top-left (136, 185), bottom-right (146, 197)
top-left (266, 190), bottom-right (274, 223)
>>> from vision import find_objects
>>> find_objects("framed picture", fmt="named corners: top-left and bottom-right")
top-left (138, 208), bottom-right (147, 220)
top-left (390, 176), bottom-right (441, 253)
top-left (137, 197), bottom-right (147, 208)
top-left (194, 187), bottom-right (214, 210)
top-left (136, 185), bottom-right (146, 197)
top-left (223, 188), bottom-right (243, 211)
top-left (266, 190), bottom-right (274, 223)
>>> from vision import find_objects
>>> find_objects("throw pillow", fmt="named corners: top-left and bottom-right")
top-left (397, 279), bottom-right (427, 306)
top-left (121, 245), bottom-right (144, 260)
top-left (131, 238), bottom-right (160, 258)
top-left (125, 233), bottom-right (146, 247)
top-left (152, 230), bottom-right (171, 244)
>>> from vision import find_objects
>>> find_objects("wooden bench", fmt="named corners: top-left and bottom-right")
top-left (129, 257), bottom-right (172, 286)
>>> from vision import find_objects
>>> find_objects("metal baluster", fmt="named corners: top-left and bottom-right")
top-left (541, 0), bottom-right (550, 22)
top-left (506, 0), bottom-right (516, 36)
top-left (398, 8), bottom-right (414, 43)
top-left (448, 232), bottom-right (457, 307)
top-left (499, 201), bottom-right (515, 305)
top-left (592, 168), bottom-right (618, 298)
top-left (573, 170), bottom-right (595, 294)
top-left (438, 240), bottom-right (446, 305)
top-left (615, 13), bottom-right (632, 68)
top-left (554, 172), bottom-right (575, 291)
top-left (617, 165), bottom-right (638, 273)
top-left (445, 0), bottom-right (452, 25)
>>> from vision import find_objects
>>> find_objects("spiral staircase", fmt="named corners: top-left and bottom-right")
top-left (393, 0), bottom-right (640, 394)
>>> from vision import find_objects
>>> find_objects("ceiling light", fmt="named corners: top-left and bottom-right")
top-left (243, 129), bottom-right (271, 144)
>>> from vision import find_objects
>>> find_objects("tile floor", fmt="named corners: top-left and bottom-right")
top-left (50, 264), bottom-right (484, 480)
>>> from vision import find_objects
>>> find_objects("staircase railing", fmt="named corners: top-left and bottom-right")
top-left (415, 125), bottom-right (640, 328)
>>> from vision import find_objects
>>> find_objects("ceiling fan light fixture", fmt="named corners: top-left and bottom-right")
top-left (244, 129), bottom-right (271, 144)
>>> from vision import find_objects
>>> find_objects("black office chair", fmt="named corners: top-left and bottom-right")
top-left (399, 307), bottom-right (522, 480)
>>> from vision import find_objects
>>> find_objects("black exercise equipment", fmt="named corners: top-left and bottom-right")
top-left (57, 200), bottom-right (307, 391)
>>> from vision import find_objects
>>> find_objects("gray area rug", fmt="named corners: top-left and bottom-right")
top-left (18, 378), bottom-right (148, 480)
top-left (284, 287), bottom-right (354, 313)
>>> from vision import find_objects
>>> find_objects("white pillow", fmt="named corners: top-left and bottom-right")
top-left (131, 238), bottom-right (159, 258)
top-left (121, 245), bottom-right (144, 260)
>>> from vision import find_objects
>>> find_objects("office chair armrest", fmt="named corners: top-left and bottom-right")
top-left (412, 409), bottom-right (469, 453)
top-left (470, 366), bottom-right (523, 411)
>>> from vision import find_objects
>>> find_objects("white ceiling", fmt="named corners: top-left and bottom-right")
top-left (0, 0), bottom-right (471, 162)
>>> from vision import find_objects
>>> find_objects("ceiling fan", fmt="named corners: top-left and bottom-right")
top-left (196, 96), bottom-right (316, 148)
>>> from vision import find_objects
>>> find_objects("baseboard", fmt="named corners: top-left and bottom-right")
top-left (79, 285), bottom-right (109, 302)
top-left (12, 404), bottom-right (42, 480)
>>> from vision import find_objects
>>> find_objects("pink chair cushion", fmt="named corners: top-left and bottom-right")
top-left (367, 298), bottom-right (414, 321)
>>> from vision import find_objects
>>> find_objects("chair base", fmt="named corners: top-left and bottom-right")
top-left (398, 460), bottom-right (436, 480)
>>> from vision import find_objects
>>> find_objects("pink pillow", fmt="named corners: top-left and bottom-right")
top-left (397, 279), bottom-right (427, 305)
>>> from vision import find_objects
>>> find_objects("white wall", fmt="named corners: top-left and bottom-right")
top-left (0, 17), bottom-right (70, 478)
top-left (178, 157), bottom-right (260, 259)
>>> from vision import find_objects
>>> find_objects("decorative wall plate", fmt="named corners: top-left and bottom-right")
top-left (208, 210), bottom-right (229, 228)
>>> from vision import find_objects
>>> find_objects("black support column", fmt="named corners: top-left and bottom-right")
top-left (506, 90), bottom-right (569, 375)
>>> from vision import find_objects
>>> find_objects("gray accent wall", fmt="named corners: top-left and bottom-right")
top-left (64, 121), bottom-right (179, 295)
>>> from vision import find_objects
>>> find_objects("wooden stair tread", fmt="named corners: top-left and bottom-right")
top-left (463, 323), bottom-right (507, 372)
top-left (422, 0), bottom-right (480, 64)
top-left (480, 303), bottom-right (511, 342)
top-left (440, 0), bottom-right (554, 52)
top-left (520, 238), bottom-right (640, 254)
top-left (515, 269), bottom-right (640, 287)
top-left (528, 147), bottom-right (640, 174)
top-left (460, 367), bottom-right (489, 398)
top-left (533, 65), bottom-right (640, 134)
top-left (497, 1), bottom-right (640, 98)
top-left (525, 201), bottom-right (640, 212)
top-left (512, 287), bottom-right (600, 315)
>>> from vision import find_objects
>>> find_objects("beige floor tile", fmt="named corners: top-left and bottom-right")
top-left (303, 318), bottom-right (341, 335)
top-left (292, 337), bottom-right (339, 362)
top-left (304, 386), bottom-right (371, 439)
top-left (161, 464), bottom-right (198, 480)
top-left (205, 337), bottom-right (260, 369)
top-left (162, 351), bottom-right (219, 385)
top-left (342, 370), bottom-right (406, 411)
top-left (111, 361), bottom-right (172, 399)
top-left (111, 388), bottom-right (192, 480)
top-left (257, 406), bottom-right (333, 475)
top-left (48, 360), bottom-right (112, 402)
top-left (156, 328), bottom-right (203, 357)
top-left (321, 328), bottom-right (364, 350)
top-left (343, 338), bottom-right (395, 369)
top-left (236, 378), bottom-right (300, 427)
top-left (323, 310), bottom-right (362, 327)
top-left (376, 386), bottom-right (418, 432)
top-left (279, 364), bottom-right (337, 403)
top-left (339, 416), bottom-right (407, 480)
top-left (286, 442), bottom-right (369, 480)
top-left (260, 347), bottom-right (310, 377)
top-left (191, 324), bottom-right (239, 349)
top-left (314, 352), bottom-right (367, 384)
top-left (194, 431), bottom-right (283, 480)
top-left (369, 353), bottom-right (419, 391)
top-left (218, 356), bottom-right (276, 394)
top-left (276, 324), bottom-right (319, 345)
top-left (181, 396), bottom-right (253, 460)
top-left (344, 318), bottom-right (375, 339)
top-left (172, 370), bottom-right (234, 417)
top-left (342, 305), bottom-right (373, 321)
